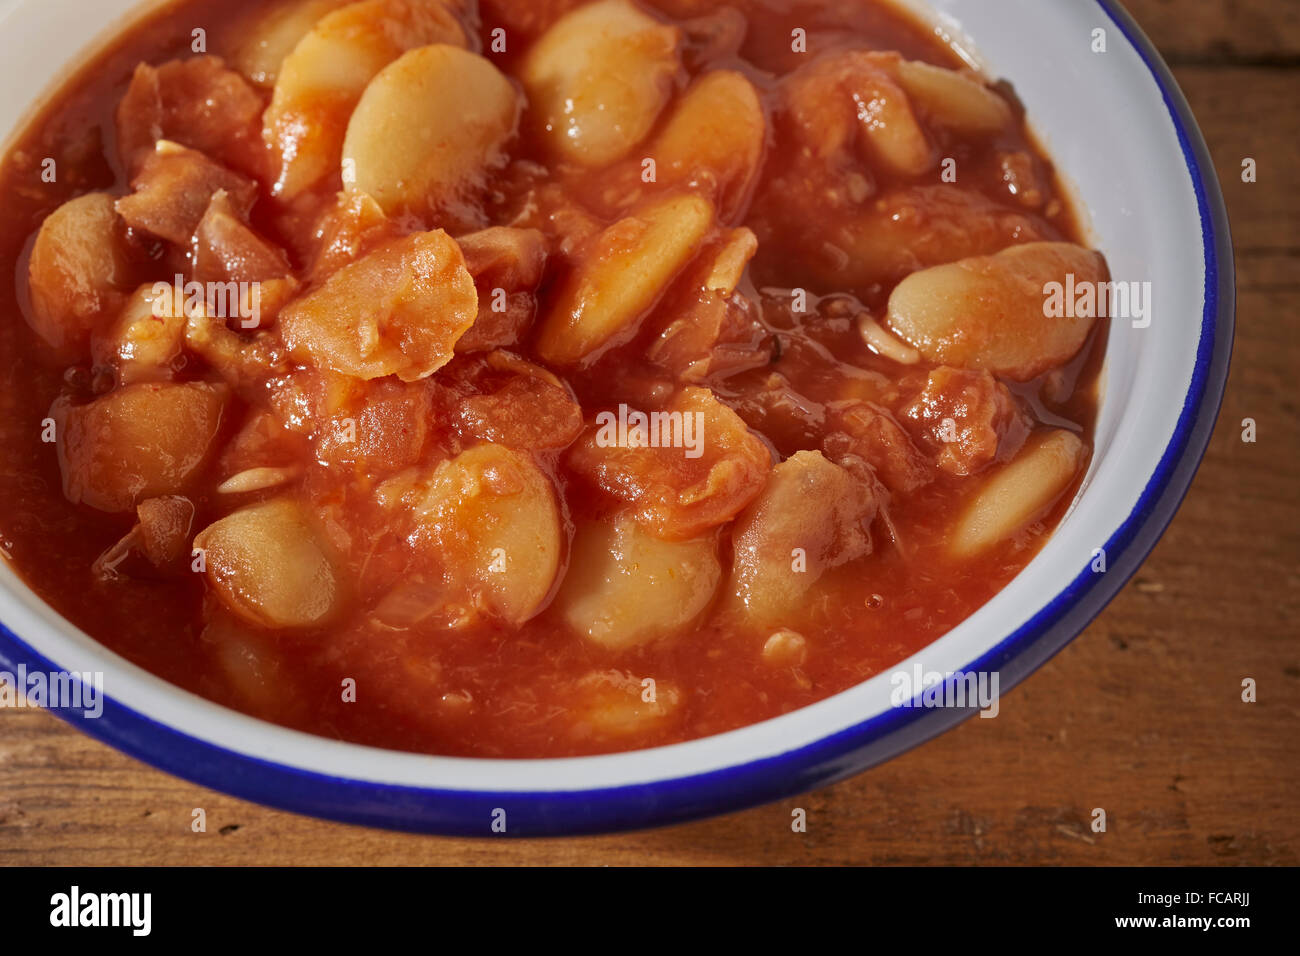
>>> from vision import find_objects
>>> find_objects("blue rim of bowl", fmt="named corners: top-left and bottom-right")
top-left (0, 0), bottom-right (1235, 837)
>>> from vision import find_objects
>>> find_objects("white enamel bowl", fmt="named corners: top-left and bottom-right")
top-left (0, 0), bottom-right (1233, 835)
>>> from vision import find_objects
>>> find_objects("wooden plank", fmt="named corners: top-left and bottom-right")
top-left (1173, 68), bottom-right (1300, 253)
top-left (1122, 0), bottom-right (1300, 62)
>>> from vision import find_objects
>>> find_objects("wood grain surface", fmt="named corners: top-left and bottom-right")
top-left (1, 0), bottom-right (1297, 866)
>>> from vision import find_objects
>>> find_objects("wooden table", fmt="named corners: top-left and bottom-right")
top-left (2, 0), bottom-right (1296, 866)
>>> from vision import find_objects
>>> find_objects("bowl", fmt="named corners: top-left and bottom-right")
top-left (0, 0), bottom-right (1234, 836)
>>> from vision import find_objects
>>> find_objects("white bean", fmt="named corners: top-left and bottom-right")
top-left (729, 450), bottom-right (877, 628)
top-left (886, 241), bottom-right (1109, 381)
top-left (412, 444), bottom-right (563, 625)
top-left (521, 0), bottom-right (681, 167)
top-left (55, 382), bottom-right (228, 513)
top-left (263, 0), bottom-right (466, 198)
top-left (857, 312), bottom-right (920, 365)
top-left (648, 69), bottom-right (766, 221)
top-left (195, 498), bottom-right (342, 629)
top-left (206, 613), bottom-right (293, 717)
top-left (948, 429), bottom-right (1087, 557)
top-left (854, 75), bottom-right (933, 177)
top-left (343, 45), bottom-right (520, 217)
top-left (231, 0), bottom-right (349, 88)
top-left (536, 193), bottom-right (714, 366)
top-left (559, 514), bottom-right (721, 650)
top-left (894, 59), bottom-right (1013, 135)
top-left (26, 193), bottom-right (133, 357)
